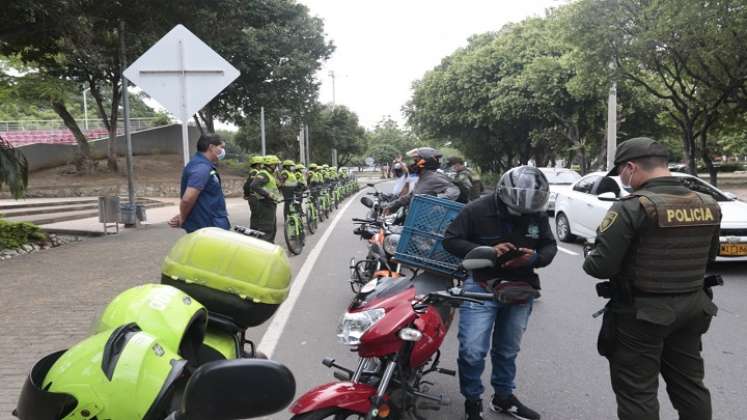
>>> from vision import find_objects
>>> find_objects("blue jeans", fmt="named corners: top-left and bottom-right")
top-left (457, 278), bottom-right (533, 400)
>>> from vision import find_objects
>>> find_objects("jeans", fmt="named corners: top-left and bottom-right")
top-left (457, 278), bottom-right (533, 400)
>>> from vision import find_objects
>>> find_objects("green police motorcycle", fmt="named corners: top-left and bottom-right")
top-left (96, 226), bottom-right (292, 362)
top-left (15, 325), bottom-right (296, 420)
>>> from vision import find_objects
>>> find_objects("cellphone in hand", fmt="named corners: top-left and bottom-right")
top-left (496, 248), bottom-right (527, 266)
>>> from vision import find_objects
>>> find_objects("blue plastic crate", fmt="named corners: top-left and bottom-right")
top-left (403, 194), bottom-right (464, 235)
top-left (394, 195), bottom-right (465, 274)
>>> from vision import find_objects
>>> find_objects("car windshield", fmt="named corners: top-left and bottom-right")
top-left (542, 170), bottom-right (581, 185)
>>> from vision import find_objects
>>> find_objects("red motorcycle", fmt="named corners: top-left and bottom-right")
top-left (290, 247), bottom-right (498, 420)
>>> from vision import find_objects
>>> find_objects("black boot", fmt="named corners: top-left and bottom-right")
top-left (464, 399), bottom-right (484, 420)
top-left (491, 394), bottom-right (540, 420)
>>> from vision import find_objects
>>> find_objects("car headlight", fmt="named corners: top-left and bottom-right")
top-left (383, 234), bottom-right (400, 255)
top-left (336, 308), bottom-right (386, 346)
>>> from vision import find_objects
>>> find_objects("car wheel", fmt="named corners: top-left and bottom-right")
top-left (555, 213), bottom-right (576, 242)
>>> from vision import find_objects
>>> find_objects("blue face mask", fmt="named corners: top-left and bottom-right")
top-left (216, 148), bottom-right (226, 161)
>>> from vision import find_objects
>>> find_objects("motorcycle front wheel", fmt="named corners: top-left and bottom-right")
top-left (291, 408), bottom-right (365, 420)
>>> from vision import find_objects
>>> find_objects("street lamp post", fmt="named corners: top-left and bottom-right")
top-left (82, 87), bottom-right (90, 131)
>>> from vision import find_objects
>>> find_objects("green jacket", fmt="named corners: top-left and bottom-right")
top-left (249, 169), bottom-right (282, 202)
top-left (583, 177), bottom-right (721, 283)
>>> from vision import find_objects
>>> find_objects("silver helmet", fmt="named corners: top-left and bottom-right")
top-left (496, 166), bottom-right (550, 214)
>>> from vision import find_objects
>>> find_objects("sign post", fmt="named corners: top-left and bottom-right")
top-left (124, 25), bottom-right (240, 166)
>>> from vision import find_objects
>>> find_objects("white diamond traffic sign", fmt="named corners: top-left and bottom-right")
top-left (124, 24), bottom-right (239, 164)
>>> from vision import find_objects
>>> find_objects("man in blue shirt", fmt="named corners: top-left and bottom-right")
top-left (168, 133), bottom-right (229, 233)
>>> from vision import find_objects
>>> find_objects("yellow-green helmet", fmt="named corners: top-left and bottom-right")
top-left (308, 163), bottom-right (319, 170)
top-left (321, 164), bottom-right (329, 169)
top-left (15, 325), bottom-right (187, 420)
top-left (263, 155), bottom-right (281, 166)
top-left (92, 284), bottom-right (208, 364)
top-left (282, 159), bottom-right (295, 168)
top-left (295, 163), bottom-right (306, 170)
top-left (249, 155), bottom-right (264, 166)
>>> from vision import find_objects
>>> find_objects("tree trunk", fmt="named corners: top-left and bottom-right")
top-left (699, 130), bottom-right (718, 186)
top-left (90, 83), bottom-right (110, 131)
top-left (200, 105), bottom-right (216, 133)
top-left (51, 101), bottom-right (94, 173)
top-left (193, 115), bottom-right (205, 135)
top-left (107, 80), bottom-right (121, 172)
top-left (682, 125), bottom-right (697, 175)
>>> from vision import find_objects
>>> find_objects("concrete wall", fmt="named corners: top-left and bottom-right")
top-left (19, 124), bottom-right (201, 172)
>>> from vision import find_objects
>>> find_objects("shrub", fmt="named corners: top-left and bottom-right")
top-left (0, 219), bottom-right (47, 250)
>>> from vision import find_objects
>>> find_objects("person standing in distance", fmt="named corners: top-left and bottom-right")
top-left (169, 133), bottom-right (229, 232)
top-left (444, 166), bottom-right (556, 420)
top-left (583, 137), bottom-right (721, 420)
top-left (248, 155), bottom-right (282, 243)
top-left (447, 156), bottom-right (483, 203)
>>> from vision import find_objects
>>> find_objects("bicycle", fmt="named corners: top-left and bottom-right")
top-left (305, 192), bottom-right (318, 234)
top-left (282, 193), bottom-right (306, 255)
top-left (319, 188), bottom-right (332, 219)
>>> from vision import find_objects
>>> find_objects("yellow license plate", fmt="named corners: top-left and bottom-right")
top-left (720, 243), bottom-right (747, 256)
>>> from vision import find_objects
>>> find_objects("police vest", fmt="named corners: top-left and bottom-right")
top-left (255, 169), bottom-right (282, 202)
top-left (295, 171), bottom-right (307, 187)
top-left (623, 190), bottom-right (720, 294)
top-left (280, 169), bottom-right (299, 188)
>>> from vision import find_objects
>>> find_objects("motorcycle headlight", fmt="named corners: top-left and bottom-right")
top-left (383, 234), bottom-right (401, 255)
top-left (336, 308), bottom-right (386, 346)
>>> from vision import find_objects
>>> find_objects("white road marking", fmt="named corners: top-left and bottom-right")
top-left (258, 190), bottom-right (363, 358)
top-left (558, 246), bottom-right (580, 256)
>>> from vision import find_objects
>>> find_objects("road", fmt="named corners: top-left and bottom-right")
top-left (266, 183), bottom-right (747, 420)
top-left (0, 183), bottom-right (745, 420)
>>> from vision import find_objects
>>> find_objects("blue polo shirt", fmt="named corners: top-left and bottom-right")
top-left (180, 153), bottom-right (230, 233)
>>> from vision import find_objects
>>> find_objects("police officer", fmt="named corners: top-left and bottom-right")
top-left (295, 163), bottom-right (308, 192)
top-left (444, 166), bottom-right (556, 420)
top-left (248, 155), bottom-right (282, 243)
top-left (243, 155), bottom-right (264, 199)
top-left (169, 134), bottom-right (229, 232)
top-left (278, 159), bottom-right (300, 217)
top-left (583, 137), bottom-right (721, 420)
top-left (385, 147), bottom-right (459, 213)
top-left (447, 156), bottom-right (483, 203)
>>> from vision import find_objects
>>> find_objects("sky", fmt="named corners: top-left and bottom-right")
top-left (297, 0), bottom-right (567, 129)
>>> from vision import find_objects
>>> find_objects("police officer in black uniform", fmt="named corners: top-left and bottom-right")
top-left (583, 137), bottom-right (721, 420)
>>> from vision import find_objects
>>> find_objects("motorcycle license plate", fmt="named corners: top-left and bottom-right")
top-left (720, 243), bottom-right (747, 256)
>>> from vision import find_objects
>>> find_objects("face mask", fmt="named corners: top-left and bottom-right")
top-left (216, 148), bottom-right (226, 161)
top-left (621, 164), bottom-right (634, 189)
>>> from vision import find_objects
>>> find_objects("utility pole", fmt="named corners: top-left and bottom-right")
top-left (82, 87), bottom-right (90, 130)
top-left (606, 62), bottom-right (617, 171)
top-left (328, 70), bottom-right (336, 109)
top-left (298, 125), bottom-right (305, 165)
top-left (304, 124), bottom-right (310, 164)
top-left (119, 20), bottom-right (138, 227)
top-left (260, 106), bottom-right (266, 155)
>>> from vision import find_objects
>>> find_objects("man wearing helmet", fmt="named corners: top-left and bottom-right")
top-left (385, 147), bottom-right (459, 213)
top-left (278, 160), bottom-right (300, 216)
top-left (443, 166), bottom-right (558, 420)
top-left (247, 155), bottom-right (282, 243)
top-left (448, 156), bottom-right (484, 203)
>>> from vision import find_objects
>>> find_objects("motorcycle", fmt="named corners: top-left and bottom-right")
top-left (290, 246), bottom-right (500, 420)
top-left (361, 183), bottom-right (399, 221)
top-left (349, 214), bottom-right (405, 293)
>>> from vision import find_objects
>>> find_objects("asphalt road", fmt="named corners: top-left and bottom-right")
top-left (1, 183), bottom-right (745, 420)
top-left (265, 183), bottom-right (747, 420)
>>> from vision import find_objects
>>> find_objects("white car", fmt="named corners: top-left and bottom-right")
top-left (539, 168), bottom-right (582, 214)
top-left (554, 172), bottom-right (747, 262)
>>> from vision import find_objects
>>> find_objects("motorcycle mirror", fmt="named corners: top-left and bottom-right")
top-left (462, 246), bottom-right (498, 270)
top-left (178, 359), bottom-right (295, 420)
top-left (360, 196), bottom-right (375, 208)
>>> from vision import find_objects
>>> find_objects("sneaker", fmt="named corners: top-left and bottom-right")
top-left (464, 399), bottom-right (484, 420)
top-left (490, 394), bottom-right (540, 420)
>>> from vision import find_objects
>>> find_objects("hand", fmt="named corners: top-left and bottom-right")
top-left (502, 247), bottom-right (536, 269)
top-left (494, 242), bottom-right (516, 256)
top-left (168, 214), bottom-right (182, 228)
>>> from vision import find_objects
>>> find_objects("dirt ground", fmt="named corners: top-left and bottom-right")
top-left (28, 155), bottom-right (246, 188)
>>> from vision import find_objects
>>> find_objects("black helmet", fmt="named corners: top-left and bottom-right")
top-left (496, 166), bottom-right (550, 214)
top-left (406, 147), bottom-right (442, 171)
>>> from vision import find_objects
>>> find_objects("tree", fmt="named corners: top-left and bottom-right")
top-left (566, 0), bottom-right (747, 184)
top-left (1, 0), bottom-right (333, 173)
top-left (307, 105), bottom-right (366, 166)
top-left (0, 135), bottom-right (28, 198)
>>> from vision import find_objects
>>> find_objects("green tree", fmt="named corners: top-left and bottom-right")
top-left (565, 0), bottom-right (747, 184)
top-left (307, 104), bottom-right (366, 166)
